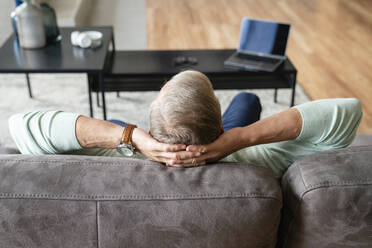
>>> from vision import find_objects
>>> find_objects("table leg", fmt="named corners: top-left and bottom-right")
top-left (99, 72), bottom-right (107, 120)
top-left (87, 74), bottom-right (93, 117)
top-left (274, 88), bottom-right (278, 103)
top-left (96, 92), bottom-right (101, 107)
top-left (111, 32), bottom-right (116, 52)
top-left (25, 73), bottom-right (33, 98)
top-left (290, 73), bottom-right (297, 107)
top-left (116, 91), bottom-right (120, 98)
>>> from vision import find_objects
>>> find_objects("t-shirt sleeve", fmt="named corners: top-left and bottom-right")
top-left (8, 110), bottom-right (82, 154)
top-left (294, 98), bottom-right (362, 148)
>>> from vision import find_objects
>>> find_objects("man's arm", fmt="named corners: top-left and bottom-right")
top-left (171, 98), bottom-right (362, 166)
top-left (9, 111), bottom-right (199, 164)
top-left (170, 107), bottom-right (302, 166)
top-left (76, 115), bottom-right (200, 163)
top-left (75, 115), bottom-right (124, 149)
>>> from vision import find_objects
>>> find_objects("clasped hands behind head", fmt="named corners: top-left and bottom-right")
top-left (148, 70), bottom-right (224, 167)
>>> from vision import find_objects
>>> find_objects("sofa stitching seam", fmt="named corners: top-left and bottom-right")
top-left (307, 180), bottom-right (372, 187)
top-left (297, 161), bottom-right (307, 190)
top-left (0, 159), bottom-right (159, 166)
top-left (0, 159), bottom-right (269, 167)
top-left (302, 147), bottom-right (372, 157)
top-left (282, 162), bottom-right (305, 247)
top-left (0, 192), bottom-right (281, 201)
top-left (96, 201), bottom-right (99, 248)
top-left (300, 181), bottom-right (372, 197)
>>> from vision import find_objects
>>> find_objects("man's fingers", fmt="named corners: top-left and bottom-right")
top-left (155, 155), bottom-right (206, 168)
top-left (186, 145), bottom-right (207, 153)
top-left (156, 143), bottom-right (186, 152)
top-left (156, 150), bottom-right (201, 162)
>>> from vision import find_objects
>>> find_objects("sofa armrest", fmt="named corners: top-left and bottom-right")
top-left (0, 155), bottom-right (282, 248)
top-left (279, 145), bottom-right (372, 248)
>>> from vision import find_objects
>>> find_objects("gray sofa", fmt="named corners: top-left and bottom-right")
top-left (0, 135), bottom-right (371, 248)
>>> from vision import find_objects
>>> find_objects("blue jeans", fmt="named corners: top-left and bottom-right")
top-left (222, 92), bottom-right (262, 131)
top-left (109, 92), bottom-right (262, 131)
top-left (108, 119), bottom-right (128, 127)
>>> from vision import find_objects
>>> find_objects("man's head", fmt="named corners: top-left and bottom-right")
top-left (150, 70), bottom-right (222, 145)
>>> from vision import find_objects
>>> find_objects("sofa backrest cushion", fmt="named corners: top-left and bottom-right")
top-left (279, 145), bottom-right (372, 248)
top-left (0, 155), bottom-right (282, 248)
top-left (350, 134), bottom-right (372, 147)
top-left (0, 147), bottom-right (20, 154)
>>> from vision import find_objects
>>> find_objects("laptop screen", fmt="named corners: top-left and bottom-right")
top-left (238, 18), bottom-right (290, 56)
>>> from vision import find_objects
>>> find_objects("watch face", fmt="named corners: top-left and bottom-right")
top-left (117, 143), bottom-right (134, 157)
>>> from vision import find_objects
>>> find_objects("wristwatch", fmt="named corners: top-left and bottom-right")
top-left (116, 124), bottom-right (137, 157)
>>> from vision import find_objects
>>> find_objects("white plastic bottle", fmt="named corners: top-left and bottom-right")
top-left (15, 0), bottom-right (46, 49)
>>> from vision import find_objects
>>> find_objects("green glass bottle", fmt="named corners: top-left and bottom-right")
top-left (38, 3), bottom-right (61, 44)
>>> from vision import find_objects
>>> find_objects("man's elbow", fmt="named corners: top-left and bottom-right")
top-left (349, 98), bottom-right (363, 123)
top-left (8, 113), bottom-right (28, 153)
top-left (8, 113), bottom-right (23, 139)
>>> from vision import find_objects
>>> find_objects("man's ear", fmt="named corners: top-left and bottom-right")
top-left (148, 130), bottom-right (152, 135)
top-left (220, 125), bottom-right (224, 134)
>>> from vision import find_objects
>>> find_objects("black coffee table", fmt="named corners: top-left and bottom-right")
top-left (90, 49), bottom-right (297, 119)
top-left (0, 26), bottom-right (115, 119)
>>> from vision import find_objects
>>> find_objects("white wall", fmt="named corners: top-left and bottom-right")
top-left (0, 0), bottom-right (147, 50)
top-left (0, 1), bottom-right (14, 46)
top-left (86, 0), bottom-right (147, 49)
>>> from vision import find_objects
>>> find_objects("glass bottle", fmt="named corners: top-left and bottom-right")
top-left (15, 0), bottom-right (46, 49)
top-left (15, 0), bottom-right (23, 6)
top-left (38, 3), bottom-right (61, 44)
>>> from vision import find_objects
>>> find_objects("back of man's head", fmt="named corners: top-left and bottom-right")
top-left (150, 70), bottom-right (222, 145)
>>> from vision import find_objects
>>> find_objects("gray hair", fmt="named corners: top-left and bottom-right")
top-left (150, 70), bottom-right (222, 145)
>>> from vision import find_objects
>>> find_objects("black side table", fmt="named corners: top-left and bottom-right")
top-left (0, 26), bottom-right (115, 119)
top-left (90, 49), bottom-right (297, 119)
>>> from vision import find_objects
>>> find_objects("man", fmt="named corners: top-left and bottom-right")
top-left (9, 71), bottom-right (362, 178)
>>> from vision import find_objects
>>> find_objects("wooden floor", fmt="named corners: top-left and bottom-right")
top-left (147, 0), bottom-right (372, 133)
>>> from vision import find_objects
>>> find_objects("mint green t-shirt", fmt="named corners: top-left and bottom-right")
top-left (8, 98), bottom-right (362, 178)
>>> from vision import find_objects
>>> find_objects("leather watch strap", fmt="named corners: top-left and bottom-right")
top-left (121, 124), bottom-right (137, 144)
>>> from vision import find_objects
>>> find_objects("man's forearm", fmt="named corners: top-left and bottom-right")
top-left (75, 116), bottom-right (124, 149)
top-left (76, 116), bottom-right (196, 164)
top-left (235, 108), bottom-right (302, 149)
top-left (183, 98), bottom-right (361, 167)
top-left (182, 108), bottom-right (303, 166)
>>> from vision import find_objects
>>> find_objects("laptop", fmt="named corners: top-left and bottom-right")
top-left (224, 18), bottom-right (291, 72)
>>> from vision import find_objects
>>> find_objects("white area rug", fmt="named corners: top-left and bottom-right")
top-left (0, 73), bottom-right (309, 147)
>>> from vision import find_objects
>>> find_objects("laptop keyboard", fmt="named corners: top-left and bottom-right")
top-left (237, 53), bottom-right (280, 64)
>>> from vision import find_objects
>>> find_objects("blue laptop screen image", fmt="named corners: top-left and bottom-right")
top-left (239, 18), bottom-right (290, 56)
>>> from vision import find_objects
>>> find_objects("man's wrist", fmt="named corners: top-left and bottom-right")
top-left (97, 122), bottom-right (124, 149)
top-left (120, 124), bottom-right (137, 145)
top-left (112, 126), bottom-right (125, 147)
top-left (116, 124), bottom-right (138, 157)
top-left (131, 128), bottom-right (140, 149)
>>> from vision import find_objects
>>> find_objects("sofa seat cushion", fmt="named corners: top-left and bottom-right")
top-left (0, 155), bottom-right (282, 248)
top-left (279, 145), bottom-right (372, 248)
